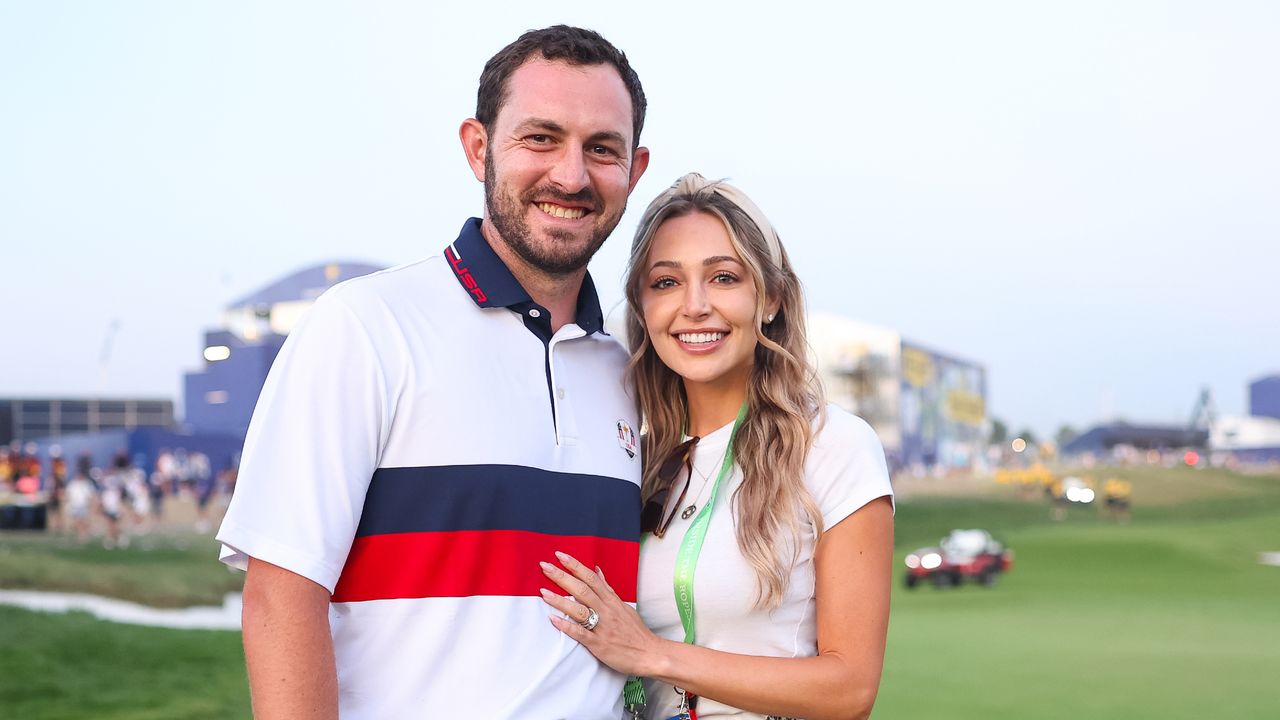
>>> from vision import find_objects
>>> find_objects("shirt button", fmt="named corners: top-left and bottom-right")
top-left (528, 308), bottom-right (542, 318)
top-left (556, 388), bottom-right (566, 399)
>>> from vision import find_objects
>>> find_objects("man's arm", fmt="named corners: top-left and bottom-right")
top-left (242, 557), bottom-right (338, 720)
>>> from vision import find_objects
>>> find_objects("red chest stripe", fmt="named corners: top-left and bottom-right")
top-left (331, 529), bottom-right (639, 603)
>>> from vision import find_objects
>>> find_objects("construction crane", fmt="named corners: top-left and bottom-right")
top-left (1189, 386), bottom-right (1217, 430)
top-left (96, 318), bottom-right (120, 393)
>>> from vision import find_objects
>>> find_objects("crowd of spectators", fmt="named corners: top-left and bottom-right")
top-left (0, 442), bottom-right (236, 546)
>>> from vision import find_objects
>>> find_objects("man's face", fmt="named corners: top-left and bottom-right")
top-left (481, 59), bottom-right (646, 276)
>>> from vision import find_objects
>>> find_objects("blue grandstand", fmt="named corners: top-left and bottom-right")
top-left (183, 261), bottom-right (383, 441)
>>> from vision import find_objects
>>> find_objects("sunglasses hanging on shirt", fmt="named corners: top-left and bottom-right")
top-left (640, 436), bottom-right (700, 538)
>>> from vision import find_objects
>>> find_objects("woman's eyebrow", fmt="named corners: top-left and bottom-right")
top-left (704, 255), bottom-right (742, 266)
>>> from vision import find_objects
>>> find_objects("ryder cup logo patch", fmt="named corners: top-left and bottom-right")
top-left (616, 419), bottom-right (637, 459)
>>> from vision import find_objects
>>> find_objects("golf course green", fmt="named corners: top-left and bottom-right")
top-left (1, 464), bottom-right (1276, 718)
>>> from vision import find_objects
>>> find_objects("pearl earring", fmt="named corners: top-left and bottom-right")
top-left (766, 313), bottom-right (775, 323)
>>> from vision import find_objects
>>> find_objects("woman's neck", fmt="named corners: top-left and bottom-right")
top-left (684, 378), bottom-right (749, 437)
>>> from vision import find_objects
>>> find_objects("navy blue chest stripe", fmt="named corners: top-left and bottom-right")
top-left (354, 464), bottom-right (641, 541)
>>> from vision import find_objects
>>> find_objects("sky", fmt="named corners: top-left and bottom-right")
top-left (1, 1), bottom-right (1277, 439)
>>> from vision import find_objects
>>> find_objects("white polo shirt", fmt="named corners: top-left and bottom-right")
top-left (217, 218), bottom-right (642, 719)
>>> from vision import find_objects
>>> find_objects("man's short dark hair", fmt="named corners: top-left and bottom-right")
top-left (476, 25), bottom-right (646, 150)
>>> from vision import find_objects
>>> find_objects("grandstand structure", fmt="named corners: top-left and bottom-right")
top-left (1062, 376), bottom-right (1280, 464)
top-left (13, 262), bottom-right (382, 474)
top-left (1210, 374), bottom-right (1280, 463)
top-left (182, 261), bottom-right (383, 440)
top-left (807, 314), bottom-right (988, 473)
top-left (0, 397), bottom-right (173, 446)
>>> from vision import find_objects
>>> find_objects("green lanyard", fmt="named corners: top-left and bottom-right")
top-left (673, 403), bottom-right (745, 644)
top-left (623, 403), bottom-right (746, 717)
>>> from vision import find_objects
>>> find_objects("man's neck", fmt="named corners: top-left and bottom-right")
top-left (480, 220), bottom-right (586, 334)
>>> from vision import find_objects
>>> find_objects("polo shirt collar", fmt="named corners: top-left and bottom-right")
top-left (445, 218), bottom-right (605, 335)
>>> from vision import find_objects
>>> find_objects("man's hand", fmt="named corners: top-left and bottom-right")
top-left (242, 557), bottom-right (338, 720)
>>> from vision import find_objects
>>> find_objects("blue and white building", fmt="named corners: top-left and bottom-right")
top-left (183, 261), bottom-right (383, 440)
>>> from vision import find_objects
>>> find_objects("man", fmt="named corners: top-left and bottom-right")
top-left (216, 25), bottom-right (650, 719)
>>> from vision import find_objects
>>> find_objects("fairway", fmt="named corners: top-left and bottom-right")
top-left (1, 465), bottom-right (1277, 718)
top-left (0, 605), bottom-right (249, 720)
top-left (878, 467), bottom-right (1280, 719)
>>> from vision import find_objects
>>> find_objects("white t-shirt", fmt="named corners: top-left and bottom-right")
top-left (66, 476), bottom-right (95, 517)
top-left (637, 405), bottom-right (893, 720)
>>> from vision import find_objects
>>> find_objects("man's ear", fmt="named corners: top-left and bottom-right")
top-left (627, 146), bottom-right (650, 193)
top-left (459, 119), bottom-right (488, 183)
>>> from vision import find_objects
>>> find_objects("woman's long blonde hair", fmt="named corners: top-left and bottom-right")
top-left (625, 173), bottom-right (825, 609)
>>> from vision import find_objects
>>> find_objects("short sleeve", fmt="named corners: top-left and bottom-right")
top-left (216, 290), bottom-right (390, 593)
top-left (806, 406), bottom-right (895, 533)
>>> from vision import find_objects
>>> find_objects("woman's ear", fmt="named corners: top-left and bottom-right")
top-left (764, 296), bottom-right (782, 325)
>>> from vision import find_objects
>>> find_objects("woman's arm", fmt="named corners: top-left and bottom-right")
top-left (541, 495), bottom-right (893, 720)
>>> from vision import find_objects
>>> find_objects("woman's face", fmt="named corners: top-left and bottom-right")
top-left (638, 211), bottom-right (762, 394)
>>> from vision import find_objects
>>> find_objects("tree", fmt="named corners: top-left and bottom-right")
top-left (989, 418), bottom-right (1008, 445)
top-left (1055, 424), bottom-right (1079, 449)
top-left (1015, 428), bottom-right (1038, 447)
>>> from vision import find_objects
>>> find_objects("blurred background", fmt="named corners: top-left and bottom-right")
top-left (2, 2), bottom-right (1277, 718)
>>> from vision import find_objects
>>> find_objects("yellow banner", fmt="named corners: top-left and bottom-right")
top-left (902, 348), bottom-right (935, 388)
top-left (944, 389), bottom-right (986, 426)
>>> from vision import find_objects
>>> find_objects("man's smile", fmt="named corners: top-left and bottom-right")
top-left (535, 202), bottom-right (588, 220)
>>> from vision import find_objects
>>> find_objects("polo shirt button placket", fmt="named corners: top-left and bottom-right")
top-left (547, 338), bottom-right (580, 447)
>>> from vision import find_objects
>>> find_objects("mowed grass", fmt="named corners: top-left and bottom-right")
top-left (0, 605), bottom-right (249, 720)
top-left (1, 465), bottom-right (1277, 718)
top-left (0, 532), bottom-right (249, 719)
top-left (0, 532), bottom-right (242, 607)
top-left (877, 466), bottom-right (1280, 720)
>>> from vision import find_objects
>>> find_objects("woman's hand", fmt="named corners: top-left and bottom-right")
top-left (540, 551), bottom-right (668, 678)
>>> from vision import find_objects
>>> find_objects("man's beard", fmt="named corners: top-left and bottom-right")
top-left (484, 152), bottom-right (625, 276)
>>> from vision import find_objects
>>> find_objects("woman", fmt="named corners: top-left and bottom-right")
top-left (540, 173), bottom-right (894, 720)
